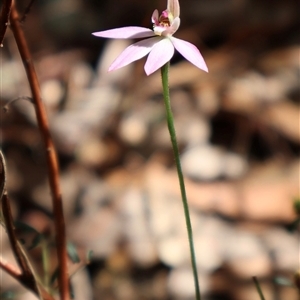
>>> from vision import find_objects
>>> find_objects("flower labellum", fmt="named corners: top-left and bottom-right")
top-left (92, 0), bottom-right (208, 75)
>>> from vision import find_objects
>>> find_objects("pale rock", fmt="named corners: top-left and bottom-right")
top-left (1, 61), bottom-right (26, 99)
top-left (52, 86), bottom-right (121, 153)
top-left (193, 216), bottom-right (230, 272)
top-left (225, 71), bottom-right (284, 110)
top-left (181, 145), bottom-right (247, 180)
top-left (176, 115), bottom-right (211, 147)
top-left (263, 101), bottom-right (300, 143)
top-left (121, 188), bottom-right (158, 266)
top-left (156, 213), bottom-right (222, 269)
top-left (145, 165), bottom-right (188, 238)
top-left (68, 180), bottom-right (121, 258)
top-left (76, 137), bottom-right (109, 166)
top-left (263, 227), bottom-right (299, 270)
top-left (70, 208), bottom-right (121, 258)
top-left (69, 62), bottom-right (94, 89)
top-left (195, 82), bottom-right (220, 116)
top-left (41, 79), bottom-right (64, 108)
top-left (241, 176), bottom-right (296, 222)
top-left (71, 268), bottom-right (93, 300)
top-left (119, 114), bottom-right (148, 145)
top-left (74, 86), bottom-right (120, 127)
top-left (222, 152), bottom-right (247, 178)
top-left (127, 239), bottom-right (158, 267)
top-left (224, 229), bottom-right (271, 278)
top-left (168, 268), bottom-right (209, 299)
top-left (157, 235), bottom-right (189, 267)
top-left (224, 230), bottom-right (263, 259)
top-left (181, 144), bottom-right (224, 180)
top-left (228, 254), bottom-right (271, 279)
top-left (150, 196), bottom-right (187, 238)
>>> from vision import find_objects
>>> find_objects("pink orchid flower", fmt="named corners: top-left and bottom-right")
top-left (92, 0), bottom-right (208, 75)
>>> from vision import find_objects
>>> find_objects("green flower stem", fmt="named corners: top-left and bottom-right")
top-left (42, 239), bottom-right (50, 289)
top-left (161, 62), bottom-right (201, 300)
top-left (252, 276), bottom-right (266, 300)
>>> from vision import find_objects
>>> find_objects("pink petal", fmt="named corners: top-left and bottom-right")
top-left (151, 9), bottom-right (159, 24)
top-left (109, 37), bottom-right (160, 72)
top-left (92, 26), bottom-right (155, 39)
top-left (171, 37), bottom-right (208, 72)
top-left (145, 38), bottom-right (174, 75)
top-left (167, 0), bottom-right (180, 18)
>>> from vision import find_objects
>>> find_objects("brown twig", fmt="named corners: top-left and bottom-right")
top-left (0, 150), bottom-right (38, 294)
top-left (1, 192), bottom-right (40, 294)
top-left (0, 257), bottom-right (22, 280)
top-left (0, 261), bottom-right (56, 300)
top-left (20, 0), bottom-right (36, 23)
top-left (9, 2), bottom-right (69, 299)
top-left (0, 149), bottom-right (6, 200)
top-left (0, 256), bottom-right (55, 300)
top-left (0, 0), bottom-right (12, 45)
top-left (0, 151), bottom-right (55, 299)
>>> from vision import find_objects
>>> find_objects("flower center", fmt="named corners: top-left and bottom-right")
top-left (153, 10), bottom-right (174, 36)
top-left (158, 10), bottom-right (171, 27)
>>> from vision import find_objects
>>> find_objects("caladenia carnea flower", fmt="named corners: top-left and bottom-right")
top-left (94, 2), bottom-right (204, 299)
top-left (92, 0), bottom-right (208, 75)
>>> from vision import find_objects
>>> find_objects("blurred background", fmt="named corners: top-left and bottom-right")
top-left (0, 0), bottom-right (299, 299)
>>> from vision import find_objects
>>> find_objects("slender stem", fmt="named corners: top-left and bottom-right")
top-left (2, 193), bottom-right (37, 288)
top-left (1, 151), bottom-right (38, 292)
top-left (0, 0), bottom-right (12, 45)
top-left (0, 256), bottom-right (55, 300)
top-left (9, 2), bottom-right (69, 299)
top-left (0, 257), bottom-right (22, 279)
top-left (252, 276), bottom-right (266, 300)
top-left (0, 150), bottom-right (6, 201)
top-left (42, 239), bottom-right (50, 288)
top-left (0, 152), bottom-right (55, 299)
top-left (160, 62), bottom-right (201, 300)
